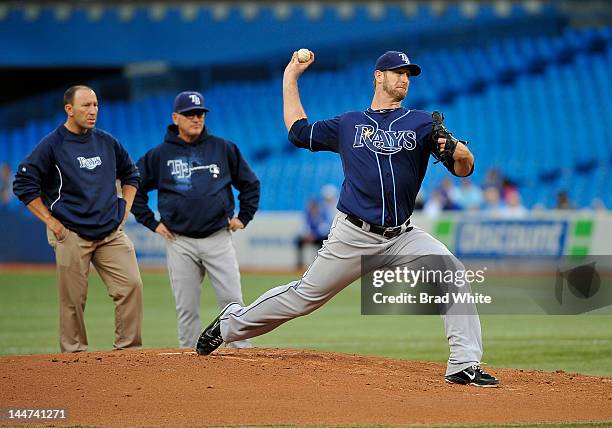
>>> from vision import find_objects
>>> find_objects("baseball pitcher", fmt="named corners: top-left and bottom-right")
top-left (196, 51), bottom-right (498, 387)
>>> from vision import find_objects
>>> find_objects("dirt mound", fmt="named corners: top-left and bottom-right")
top-left (1, 348), bottom-right (611, 427)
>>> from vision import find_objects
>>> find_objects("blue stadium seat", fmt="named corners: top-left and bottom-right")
top-left (1, 26), bottom-right (610, 210)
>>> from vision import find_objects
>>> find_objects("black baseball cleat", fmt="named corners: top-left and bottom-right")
top-left (195, 303), bottom-right (236, 356)
top-left (445, 365), bottom-right (499, 387)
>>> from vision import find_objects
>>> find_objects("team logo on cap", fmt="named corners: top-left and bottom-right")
top-left (399, 53), bottom-right (410, 64)
top-left (189, 94), bottom-right (201, 105)
top-left (353, 125), bottom-right (416, 155)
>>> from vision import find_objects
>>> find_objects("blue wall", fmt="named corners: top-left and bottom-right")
top-left (0, 212), bottom-right (53, 263)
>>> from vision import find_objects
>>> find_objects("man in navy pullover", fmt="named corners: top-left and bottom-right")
top-left (131, 91), bottom-right (260, 348)
top-left (13, 85), bottom-right (144, 353)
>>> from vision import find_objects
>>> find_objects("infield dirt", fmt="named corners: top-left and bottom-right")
top-left (1, 348), bottom-right (611, 427)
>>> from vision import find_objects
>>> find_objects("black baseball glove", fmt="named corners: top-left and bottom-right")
top-left (431, 111), bottom-right (468, 170)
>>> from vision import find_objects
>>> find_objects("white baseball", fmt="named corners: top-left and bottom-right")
top-left (297, 49), bottom-right (311, 63)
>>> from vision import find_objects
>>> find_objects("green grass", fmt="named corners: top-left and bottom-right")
top-left (0, 271), bottom-right (611, 377)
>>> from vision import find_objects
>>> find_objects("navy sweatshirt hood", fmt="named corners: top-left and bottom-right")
top-left (164, 124), bottom-right (209, 147)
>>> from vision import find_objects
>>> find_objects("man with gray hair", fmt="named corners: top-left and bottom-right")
top-left (132, 91), bottom-right (260, 349)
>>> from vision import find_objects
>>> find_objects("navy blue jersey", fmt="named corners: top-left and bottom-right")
top-left (13, 125), bottom-right (140, 240)
top-left (289, 107), bottom-right (470, 227)
top-left (131, 125), bottom-right (260, 238)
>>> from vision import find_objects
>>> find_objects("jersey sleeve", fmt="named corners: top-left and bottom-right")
top-left (288, 117), bottom-right (340, 153)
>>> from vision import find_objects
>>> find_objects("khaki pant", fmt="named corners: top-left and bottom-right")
top-left (47, 227), bottom-right (143, 353)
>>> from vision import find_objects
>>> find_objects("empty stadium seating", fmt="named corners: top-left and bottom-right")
top-left (1, 26), bottom-right (610, 211)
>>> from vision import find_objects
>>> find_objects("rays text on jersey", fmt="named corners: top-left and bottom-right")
top-left (353, 125), bottom-right (417, 155)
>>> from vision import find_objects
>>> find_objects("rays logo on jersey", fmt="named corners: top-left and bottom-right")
top-left (77, 156), bottom-right (102, 170)
top-left (167, 159), bottom-right (221, 179)
top-left (168, 159), bottom-right (191, 178)
top-left (353, 125), bottom-right (417, 155)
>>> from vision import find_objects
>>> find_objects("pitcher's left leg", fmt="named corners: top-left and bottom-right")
top-left (389, 227), bottom-right (483, 375)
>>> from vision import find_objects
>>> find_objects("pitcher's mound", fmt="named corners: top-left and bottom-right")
top-left (1, 348), bottom-right (611, 427)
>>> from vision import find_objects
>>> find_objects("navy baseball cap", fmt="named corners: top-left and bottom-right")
top-left (375, 51), bottom-right (421, 76)
top-left (173, 91), bottom-right (209, 114)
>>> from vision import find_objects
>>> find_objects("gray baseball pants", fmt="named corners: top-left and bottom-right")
top-left (219, 213), bottom-right (482, 376)
top-left (166, 228), bottom-right (251, 349)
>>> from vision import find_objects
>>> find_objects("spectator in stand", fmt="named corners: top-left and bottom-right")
top-left (556, 190), bottom-right (575, 210)
top-left (482, 186), bottom-right (504, 215)
top-left (591, 198), bottom-right (607, 211)
top-left (500, 178), bottom-right (518, 203)
top-left (296, 199), bottom-right (328, 269)
top-left (500, 189), bottom-right (528, 218)
top-left (484, 168), bottom-right (504, 192)
top-left (295, 184), bottom-right (338, 269)
top-left (0, 163), bottom-right (13, 211)
top-left (438, 178), bottom-right (461, 210)
top-left (423, 189), bottom-right (445, 218)
top-left (319, 184), bottom-right (339, 221)
top-left (454, 178), bottom-right (483, 211)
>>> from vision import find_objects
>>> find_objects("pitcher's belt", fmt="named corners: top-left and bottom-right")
top-left (345, 214), bottom-right (412, 239)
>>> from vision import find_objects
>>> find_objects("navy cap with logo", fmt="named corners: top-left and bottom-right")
top-left (173, 91), bottom-right (210, 114)
top-left (374, 51), bottom-right (421, 76)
